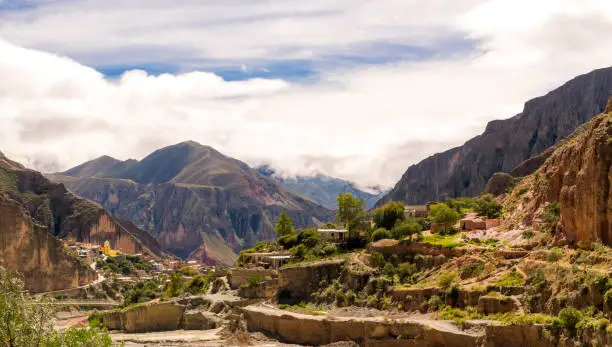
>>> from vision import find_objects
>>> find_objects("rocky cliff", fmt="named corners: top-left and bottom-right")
top-left (49, 141), bottom-right (334, 265)
top-left (378, 67), bottom-right (612, 205)
top-left (0, 153), bottom-right (164, 258)
top-left (0, 194), bottom-right (97, 293)
top-left (505, 99), bottom-right (612, 246)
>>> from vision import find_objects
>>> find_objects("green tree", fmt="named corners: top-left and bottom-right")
top-left (166, 272), bottom-right (184, 298)
top-left (275, 211), bottom-right (294, 237)
top-left (371, 228), bottom-right (392, 242)
top-left (372, 201), bottom-right (405, 230)
top-left (336, 193), bottom-right (366, 237)
top-left (0, 267), bottom-right (111, 347)
top-left (429, 204), bottom-right (460, 233)
top-left (392, 221), bottom-right (422, 240)
top-left (474, 194), bottom-right (503, 218)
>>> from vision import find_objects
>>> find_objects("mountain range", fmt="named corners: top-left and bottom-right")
top-left (48, 141), bottom-right (334, 265)
top-left (256, 165), bottom-right (386, 209)
top-left (377, 66), bottom-right (612, 206)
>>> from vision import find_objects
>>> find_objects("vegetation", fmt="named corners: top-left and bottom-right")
top-left (493, 269), bottom-right (525, 286)
top-left (0, 267), bottom-right (112, 347)
top-left (547, 247), bottom-right (563, 263)
top-left (336, 193), bottom-right (367, 237)
top-left (542, 202), bottom-right (561, 234)
top-left (391, 221), bottom-right (422, 240)
top-left (186, 273), bottom-right (215, 294)
top-left (165, 272), bottom-right (185, 298)
top-left (474, 194), bottom-right (503, 218)
top-left (371, 228), bottom-right (392, 242)
top-left (122, 278), bottom-right (164, 306)
top-left (429, 204), bottom-right (460, 233)
top-left (275, 211), bottom-right (294, 237)
top-left (96, 254), bottom-right (151, 275)
top-left (437, 272), bottom-right (457, 287)
top-left (421, 233), bottom-right (464, 248)
top-left (372, 201), bottom-right (405, 230)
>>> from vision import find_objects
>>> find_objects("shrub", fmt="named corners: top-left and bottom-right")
top-left (522, 230), bottom-right (535, 240)
top-left (429, 204), bottom-right (460, 233)
top-left (372, 201), bottom-right (405, 230)
top-left (166, 272), bottom-right (184, 297)
top-left (247, 275), bottom-right (265, 288)
top-left (547, 247), bottom-right (563, 263)
top-left (346, 290), bottom-right (357, 306)
top-left (542, 202), bottom-right (561, 234)
top-left (383, 263), bottom-right (396, 277)
top-left (370, 251), bottom-right (386, 268)
top-left (186, 274), bottom-right (213, 294)
top-left (278, 234), bottom-right (298, 249)
top-left (427, 295), bottom-right (444, 311)
top-left (604, 289), bottom-right (612, 311)
top-left (474, 194), bottom-right (503, 218)
top-left (438, 272), bottom-right (456, 287)
top-left (494, 269), bottom-right (525, 287)
top-left (366, 295), bottom-right (378, 308)
top-left (460, 262), bottom-right (484, 279)
top-left (371, 228), bottom-right (392, 242)
top-left (297, 228), bottom-right (322, 248)
top-left (392, 221), bottom-right (422, 240)
top-left (557, 308), bottom-right (583, 330)
top-left (517, 187), bottom-right (529, 196)
top-left (335, 290), bottom-right (346, 307)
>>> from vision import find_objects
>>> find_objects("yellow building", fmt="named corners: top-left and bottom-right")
top-left (101, 240), bottom-right (120, 256)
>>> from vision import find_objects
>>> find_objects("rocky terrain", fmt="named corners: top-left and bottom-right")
top-left (0, 152), bottom-right (164, 292)
top-left (257, 166), bottom-right (386, 209)
top-left (49, 141), bottom-right (334, 265)
top-left (378, 66), bottom-right (612, 206)
top-left (504, 98), bottom-right (612, 247)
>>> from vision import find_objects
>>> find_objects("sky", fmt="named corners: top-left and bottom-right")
top-left (1, 0), bottom-right (612, 189)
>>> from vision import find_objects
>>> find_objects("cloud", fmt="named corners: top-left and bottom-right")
top-left (1, 0), bottom-right (612, 189)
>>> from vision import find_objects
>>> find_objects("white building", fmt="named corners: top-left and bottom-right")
top-left (317, 229), bottom-right (348, 243)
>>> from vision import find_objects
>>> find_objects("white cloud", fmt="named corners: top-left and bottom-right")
top-left (1, 0), bottom-right (612, 189)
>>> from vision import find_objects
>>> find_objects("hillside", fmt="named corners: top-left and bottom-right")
top-left (0, 152), bottom-right (164, 292)
top-left (378, 67), bottom-right (612, 206)
top-left (257, 165), bottom-right (386, 209)
top-left (49, 141), bottom-right (334, 265)
top-left (504, 98), bottom-right (612, 247)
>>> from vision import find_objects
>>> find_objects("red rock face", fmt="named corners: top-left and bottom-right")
top-left (507, 105), bottom-right (612, 247)
top-left (0, 195), bottom-right (96, 293)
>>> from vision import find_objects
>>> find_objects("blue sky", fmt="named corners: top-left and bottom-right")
top-left (1, 0), bottom-right (611, 187)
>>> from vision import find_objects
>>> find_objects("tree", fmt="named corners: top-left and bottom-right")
top-left (371, 228), bottom-right (392, 242)
top-left (166, 272), bottom-right (184, 298)
top-left (474, 194), bottom-right (503, 218)
top-left (275, 211), bottom-right (294, 237)
top-left (336, 193), bottom-right (366, 237)
top-left (0, 267), bottom-right (111, 347)
top-left (392, 221), bottom-right (422, 240)
top-left (372, 201), bottom-right (405, 230)
top-left (429, 204), bottom-right (460, 233)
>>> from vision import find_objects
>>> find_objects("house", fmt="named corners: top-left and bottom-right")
top-left (404, 205), bottom-right (429, 218)
top-left (241, 252), bottom-right (292, 269)
top-left (317, 229), bottom-right (348, 243)
top-left (460, 213), bottom-right (501, 231)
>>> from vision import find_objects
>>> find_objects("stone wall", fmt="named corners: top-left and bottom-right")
top-left (278, 259), bottom-right (344, 300)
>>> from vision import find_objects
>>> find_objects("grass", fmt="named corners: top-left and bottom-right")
top-left (421, 233), bottom-right (465, 248)
top-left (437, 272), bottom-right (457, 287)
top-left (493, 270), bottom-right (525, 286)
top-left (279, 301), bottom-right (327, 316)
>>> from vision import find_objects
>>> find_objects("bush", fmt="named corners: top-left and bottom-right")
top-left (366, 295), bottom-right (378, 308)
top-left (370, 251), bottom-right (386, 268)
top-left (460, 262), bottom-right (484, 279)
top-left (604, 289), bottom-right (612, 311)
top-left (547, 247), bottom-right (563, 263)
top-left (542, 203), bottom-right (561, 234)
top-left (371, 228), bottom-right (392, 242)
top-left (427, 295), bottom-right (444, 311)
top-left (494, 269), bottom-right (525, 286)
top-left (247, 275), bottom-right (265, 288)
top-left (297, 228), bottom-right (322, 248)
top-left (429, 204), bottom-right (460, 233)
top-left (522, 230), bottom-right (535, 240)
top-left (186, 274), bottom-right (213, 294)
top-left (392, 221), bottom-right (422, 240)
top-left (278, 234), bottom-right (298, 249)
top-left (166, 272), bottom-right (184, 297)
top-left (438, 272), bottom-right (457, 287)
top-left (557, 308), bottom-right (583, 330)
top-left (474, 194), bottom-right (502, 219)
top-left (372, 201), bottom-right (406, 230)
top-left (346, 290), bottom-right (357, 306)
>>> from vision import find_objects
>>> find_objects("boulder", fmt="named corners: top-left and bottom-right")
top-left (478, 294), bottom-right (519, 314)
top-left (182, 309), bottom-right (222, 330)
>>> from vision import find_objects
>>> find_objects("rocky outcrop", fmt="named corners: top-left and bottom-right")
top-left (279, 259), bottom-right (344, 300)
top-left (477, 294), bottom-right (519, 314)
top-left (242, 304), bottom-right (480, 347)
top-left (103, 302), bottom-right (186, 333)
top-left (50, 141), bottom-right (334, 264)
top-left (0, 154), bottom-right (164, 257)
top-left (484, 173), bottom-right (516, 196)
top-left (505, 104), bottom-right (612, 246)
top-left (378, 67), bottom-right (612, 206)
top-left (228, 268), bottom-right (277, 290)
top-left (369, 239), bottom-right (465, 258)
top-left (0, 194), bottom-right (96, 292)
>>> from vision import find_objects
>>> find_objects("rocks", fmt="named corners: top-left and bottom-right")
top-left (183, 310), bottom-right (221, 330)
top-left (238, 278), bottom-right (278, 299)
top-left (122, 302), bottom-right (185, 333)
top-left (241, 304), bottom-right (481, 347)
top-left (377, 67), bottom-right (612, 206)
top-left (0, 194), bottom-right (97, 293)
top-left (505, 106), bottom-right (612, 246)
top-left (485, 173), bottom-right (517, 196)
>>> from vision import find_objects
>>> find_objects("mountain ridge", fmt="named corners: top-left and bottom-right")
top-left (377, 66), bottom-right (612, 206)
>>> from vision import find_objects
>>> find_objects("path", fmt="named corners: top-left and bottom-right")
top-left (111, 329), bottom-right (223, 344)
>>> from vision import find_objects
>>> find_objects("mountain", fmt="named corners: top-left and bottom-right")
top-left (0, 152), bottom-right (163, 292)
top-left (256, 166), bottom-right (386, 209)
top-left (377, 67), bottom-right (612, 206)
top-left (48, 141), bottom-right (334, 265)
top-left (504, 97), bottom-right (612, 246)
